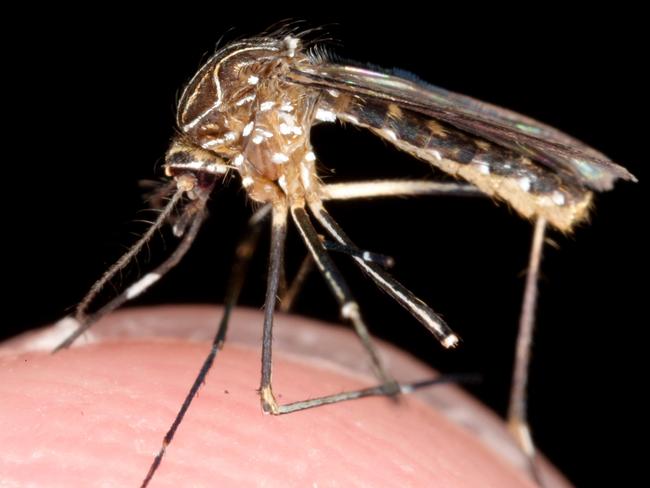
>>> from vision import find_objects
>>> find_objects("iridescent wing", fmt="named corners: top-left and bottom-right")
top-left (289, 63), bottom-right (635, 191)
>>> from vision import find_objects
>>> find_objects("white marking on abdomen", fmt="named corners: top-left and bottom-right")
top-left (473, 159), bottom-right (490, 174)
top-left (518, 177), bottom-right (531, 192)
top-left (552, 191), bottom-right (566, 205)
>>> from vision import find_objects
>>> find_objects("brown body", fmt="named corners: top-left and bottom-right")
top-left (56, 33), bottom-right (635, 487)
top-left (165, 36), bottom-right (633, 231)
top-left (168, 39), bottom-right (319, 207)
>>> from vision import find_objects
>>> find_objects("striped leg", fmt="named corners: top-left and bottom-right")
top-left (260, 202), bottom-right (461, 416)
top-left (53, 187), bottom-right (190, 351)
top-left (279, 179), bottom-right (480, 311)
top-left (291, 204), bottom-right (395, 386)
top-left (308, 199), bottom-right (460, 350)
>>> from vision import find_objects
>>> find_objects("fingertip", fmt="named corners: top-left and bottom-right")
top-left (0, 306), bottom-right (568, 487)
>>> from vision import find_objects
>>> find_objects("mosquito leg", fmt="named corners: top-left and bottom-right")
top-left (278, 253), bottom-right (313, 313)
top-left (54, 204), bottom-right (207, 351)
top-left (508, 216), bottom-right (547, 485)
top-left (322, 240), bottom-right (395, 268)
top-left (53, 187), bottom-right (187, 350)
top-left (322, 180), bottom-right (483, 201)
top-left (278, 239), bottom-right (394, 314)
top-left (273, 375), bottom-right (458, 415)
top-left (259, 203), bottom-right (289, 414)
top-left (141, 204), bottom-right (270, 488)
top-left (291, 204), bottom-right (396, 386)
top-left (308, 199), bottom-right (459, 349)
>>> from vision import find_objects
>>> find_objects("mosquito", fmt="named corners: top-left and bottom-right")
top-left (53, 29), bottom-right (636, 487)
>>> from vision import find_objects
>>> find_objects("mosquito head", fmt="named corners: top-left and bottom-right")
top-left (164, 139), bottom-right (229, 197)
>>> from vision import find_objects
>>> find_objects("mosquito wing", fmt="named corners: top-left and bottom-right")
top-left (289, 63), bottom-right (635, 191)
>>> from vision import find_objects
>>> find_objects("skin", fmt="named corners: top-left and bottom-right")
top-left (0, 306), bottom-right (570, 487)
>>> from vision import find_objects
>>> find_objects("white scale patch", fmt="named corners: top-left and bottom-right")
top-left (473, 160), bottom-right (490, 174)
top-left (260, 101), bottom-right (274, 111)
top-left (305, 151), bottom-right (316, 162)
top-left (284, 36), bottom-right (299, 57)
top-left (205, 163), bottom-right (227, 174)
top-left (202, 139), bottom-right (222, 148)
top-left (518, 177), bottom-right (531, 192)
top-left (242, 122), bottom-right (254, 137)
top-left (443, 334), bottom-right (460, 349)
top-left (279, 122), bottom-right (303, 136)
top-left (242, 176), bottom-right (254, 188)
top-left (315, 108), bottom-right (336, 122)
top-left (251, 135), bottom-right (264, 144)
top-left (300, 161), bottom-right (312, 190)
top-left (247, 75), bottom-right (259, 85)
top-left (232, 154), bottom-right (244, 167)
top-left (280, 103), bottom-right (294, 113)
top-left (383, 129), bottom-right (397, 141)
top-left (235, 94), bottom-right (256, 106)
top-left (171, 161), bottom-right (205, 171)
top-left (171, 160), bottom-right (227, 174)
top-left (126, 273), bottom-right (161, 299)
top-left (278, 175), bottom-right (288, 192)
top-left (272, 153), bottom-right (289, 164)
top-left (341, 302), bottom-right (358, 319)
top-left (552, 191), bottom-right (566, 205)
top-left (342, 114), bottom-right (359, 124)
top-left (301, 162), bottom-right (312, 189)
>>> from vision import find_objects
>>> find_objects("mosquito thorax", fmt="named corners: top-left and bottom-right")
top-left (171, 36), bottom-right (320, 205)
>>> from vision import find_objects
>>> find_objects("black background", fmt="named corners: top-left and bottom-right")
top-left (5, 5), bottom-right (646, 487)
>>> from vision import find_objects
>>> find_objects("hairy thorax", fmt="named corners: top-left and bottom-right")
top-left (166, 38), bottom-right (319, 205)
